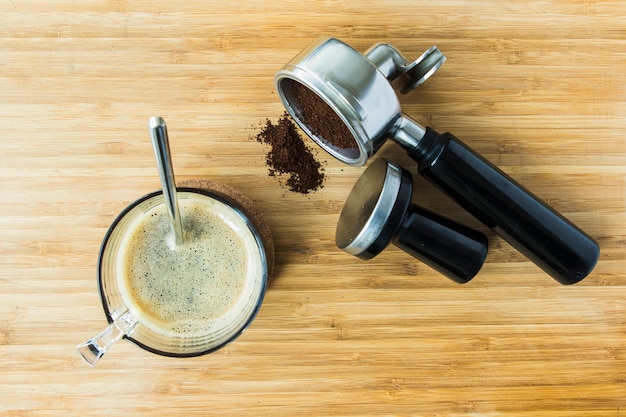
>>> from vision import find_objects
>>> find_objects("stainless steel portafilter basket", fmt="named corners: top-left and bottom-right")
top-left (275, 37), bottom-right (443, 167)
top-left (275, 36), bottom-right (600, 284)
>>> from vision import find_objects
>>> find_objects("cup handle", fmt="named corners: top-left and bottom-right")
top-left (77, 309), bottom-right (138, 366)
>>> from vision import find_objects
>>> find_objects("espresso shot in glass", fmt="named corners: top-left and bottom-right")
top-left (78, 186), bottom-right (272, 366)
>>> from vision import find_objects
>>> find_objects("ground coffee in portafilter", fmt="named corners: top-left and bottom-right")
top-left (289, 81), bottom-right (358, 150)
top-left (255, 113), bottom-right (325, 194)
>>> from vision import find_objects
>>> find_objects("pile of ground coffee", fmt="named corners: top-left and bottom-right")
top-left (290, 81), bottom-right (357, 150)
top-left (255, 113), bottom-right (325, 194)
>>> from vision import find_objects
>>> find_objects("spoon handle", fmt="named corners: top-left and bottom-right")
top-left (149, 116), bottom-right (184, 246)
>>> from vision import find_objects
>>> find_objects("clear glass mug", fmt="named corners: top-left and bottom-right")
top-left (78, 188), bottom-right (269, 366)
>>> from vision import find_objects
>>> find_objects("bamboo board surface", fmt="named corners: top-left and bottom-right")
top-left (1, 1), bottom-right (625, 416)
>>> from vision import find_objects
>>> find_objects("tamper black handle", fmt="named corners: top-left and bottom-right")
top-left (392, 205), bottom-right (489, 284)
top-left (409, 128), bottom-right (600, 285)
top-left (336, 157), bottom-right (488, 284)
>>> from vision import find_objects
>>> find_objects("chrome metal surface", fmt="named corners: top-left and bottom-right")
top-left (148, 116), bottom-right (184, 246)
top-left (275, 37), bottom-right (444, 166)
top-left (336, 158), bottom-right (402, 255)
top-left (364, 44), bottom-right (446, 93)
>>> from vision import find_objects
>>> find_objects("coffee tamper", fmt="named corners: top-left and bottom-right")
top-left (275, 36), bottom-right (599, 285)
top-left (336, 158), bottom-right (488, 284)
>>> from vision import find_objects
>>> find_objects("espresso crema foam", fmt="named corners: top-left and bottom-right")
top-left (116, 192), bottom-right (263, 338)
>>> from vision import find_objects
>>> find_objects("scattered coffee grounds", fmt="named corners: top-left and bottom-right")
top-left (290, 81), bottom-right (358, 150)
top-left (255, 113), bottom-right (325, 194)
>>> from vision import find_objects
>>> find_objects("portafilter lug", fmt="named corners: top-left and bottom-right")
top-left (364, 44), bottom-right (446, 94)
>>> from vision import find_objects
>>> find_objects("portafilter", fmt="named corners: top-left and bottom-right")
top-left (275, 36), bottom-right (599, 285)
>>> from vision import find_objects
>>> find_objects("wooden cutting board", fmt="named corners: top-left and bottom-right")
top-left (1, 1), bottom-right (625, 416)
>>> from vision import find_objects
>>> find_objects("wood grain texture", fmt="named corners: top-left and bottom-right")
top-left (1, 1), bottom-right (624, 416)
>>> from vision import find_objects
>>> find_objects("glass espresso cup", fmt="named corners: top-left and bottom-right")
top-left (78, 187), bottom-right (269, 366)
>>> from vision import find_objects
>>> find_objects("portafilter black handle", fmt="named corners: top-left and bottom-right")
top-left (408, 128), bottom-right (600, 285)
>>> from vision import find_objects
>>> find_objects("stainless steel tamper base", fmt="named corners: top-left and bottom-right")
top-left (336, 157), bottom-right (404, 256)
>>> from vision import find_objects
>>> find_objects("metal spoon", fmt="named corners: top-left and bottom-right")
top-left (148, 116), bottom-right (184, 246)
